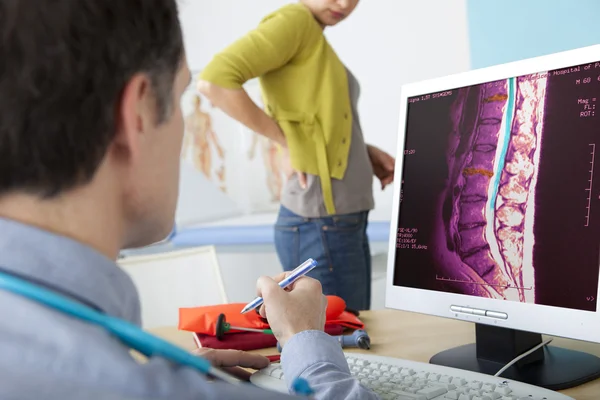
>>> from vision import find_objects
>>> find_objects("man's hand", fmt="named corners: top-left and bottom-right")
top-left (256, 273), bottom-right (327, 347)
top-left (367, 144), bottom-right (395, 190)
top-left (192, 348), bottom-right (270, 381)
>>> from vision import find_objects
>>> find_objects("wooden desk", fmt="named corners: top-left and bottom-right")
top-left (151, 309), bottom-right (600, 399)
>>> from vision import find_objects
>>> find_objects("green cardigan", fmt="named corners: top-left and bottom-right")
top-left (199, 3), bottom-right (353, 215)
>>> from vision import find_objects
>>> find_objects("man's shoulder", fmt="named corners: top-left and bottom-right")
top-left (0, 292), bottom-right (157, 398)
top-left (0, 293), bottom-right (296, 399)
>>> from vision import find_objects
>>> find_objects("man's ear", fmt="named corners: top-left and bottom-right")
top-left (112, 73), bottom-right (153, 159)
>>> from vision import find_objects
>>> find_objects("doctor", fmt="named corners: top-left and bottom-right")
top-left (0, 1), bottom-right (378, 399)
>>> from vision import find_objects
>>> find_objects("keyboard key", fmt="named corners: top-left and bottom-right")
top-left (432, 383), bottom-right (457, 391)
top-left (271, 369), bottom-right (284, 379)
top-left (266, 367), bottom-right (278, 376)
top-left (445, 391), bottom-right (460, 400)
top-left (257, 354), bottom-right (570, 400)
top-left (494, 386), bottom-right (512, 396)
top-left (389, 389), bottom-right (427, 399)
top-left (451, 378), bottom-right (467, 386)
top-left (483, 393), bottom-right (501, 400)
top-left (416, 386), bottom-right (448, 399)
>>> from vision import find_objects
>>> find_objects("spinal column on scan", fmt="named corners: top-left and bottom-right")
top-left (494, 75), bottom-right (547, 303)
top-left (449, 75), bottom-right (547, 303)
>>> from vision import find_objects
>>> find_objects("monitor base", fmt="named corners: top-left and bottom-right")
top-left (429, 324), bottom-right (600, 390)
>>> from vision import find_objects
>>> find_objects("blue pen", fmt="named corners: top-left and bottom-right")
top-left (240, 258), bottom-right (318, 314)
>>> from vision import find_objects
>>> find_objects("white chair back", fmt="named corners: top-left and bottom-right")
top-left (118, 245), bottom-right (227, 329)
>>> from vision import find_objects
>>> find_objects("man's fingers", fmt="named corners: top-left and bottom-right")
top-left (274, 271), bottom-right (298, 291)
top-left (222, 366), bottom-right (253, 381)
top-left (199, 349), bottom-right (270, 369)
top-left (258, 304), bottom-right (267, 319)
top-left (256, 272), bottom-right (294, 297)
top-left (255, 275), bottom-right (282, 298)
top-left (271, 271), bottom-right (291, 283)
top-left (289, 275), bottom-right (323, 294)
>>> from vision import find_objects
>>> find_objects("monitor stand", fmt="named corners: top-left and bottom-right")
top-left (429, 323), bottom-right (600, 390)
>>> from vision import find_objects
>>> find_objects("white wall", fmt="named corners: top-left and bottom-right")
top-left (178, 0), bottom-right (471, 221)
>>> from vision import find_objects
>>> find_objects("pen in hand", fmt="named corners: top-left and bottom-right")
top-left (240, 258), bottom-right (318, 314)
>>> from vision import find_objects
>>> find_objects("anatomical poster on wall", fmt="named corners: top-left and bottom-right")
top-left (242, 82), bottom-right (287, 208)
top-left (176, 75), bottom-right (283, 227)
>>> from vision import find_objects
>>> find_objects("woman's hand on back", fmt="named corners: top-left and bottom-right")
top-left (281, 147), bottom-right (307, 189)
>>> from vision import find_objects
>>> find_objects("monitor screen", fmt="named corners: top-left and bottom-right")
top-left (392, 57), bottom-right (600, 314)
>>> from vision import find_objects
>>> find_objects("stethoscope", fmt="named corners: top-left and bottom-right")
top-left (0, 270), bottom-right (315, 396)
top-left (0, 270), bottom-right (239, 382)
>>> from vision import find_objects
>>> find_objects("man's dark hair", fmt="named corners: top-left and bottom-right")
top-left (0, 0), bottom-right (184, 197)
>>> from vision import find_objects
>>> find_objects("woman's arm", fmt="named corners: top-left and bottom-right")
top-left (197, 83), bottom-right (286, 146)
top-left (197, 6), bottom-right (313, 147)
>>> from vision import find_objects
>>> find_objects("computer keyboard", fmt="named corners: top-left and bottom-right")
top-left (250, 352), bottom-right (573, 399)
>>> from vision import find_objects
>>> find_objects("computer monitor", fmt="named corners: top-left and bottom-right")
top-left (385, 44), bottom-right (600, 390)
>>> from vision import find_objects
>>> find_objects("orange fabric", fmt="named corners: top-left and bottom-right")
top-left (178, 295), bottom-right (364, 335)
top-left (327, 312), bottom-right (364, 331)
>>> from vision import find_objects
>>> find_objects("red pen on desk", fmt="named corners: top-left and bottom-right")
top-left (267, 355), bottom-right (281, 363)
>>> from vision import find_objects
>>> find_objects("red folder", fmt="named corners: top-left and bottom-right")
top-left (193, 324), bottom-right (345, 351)
top-left (179, 295), bottom-right (364, 335)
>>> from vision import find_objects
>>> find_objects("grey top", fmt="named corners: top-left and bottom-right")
top-left (0, 217), bottom-right (378, 400)
top-left (281, 68), bottom-right (375, 218)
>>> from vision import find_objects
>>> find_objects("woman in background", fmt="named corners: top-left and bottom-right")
top-left (198, 0), bottom-right (395, 311)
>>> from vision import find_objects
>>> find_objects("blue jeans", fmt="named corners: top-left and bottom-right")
top-left (273, 206), bottom-right (371, 310)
